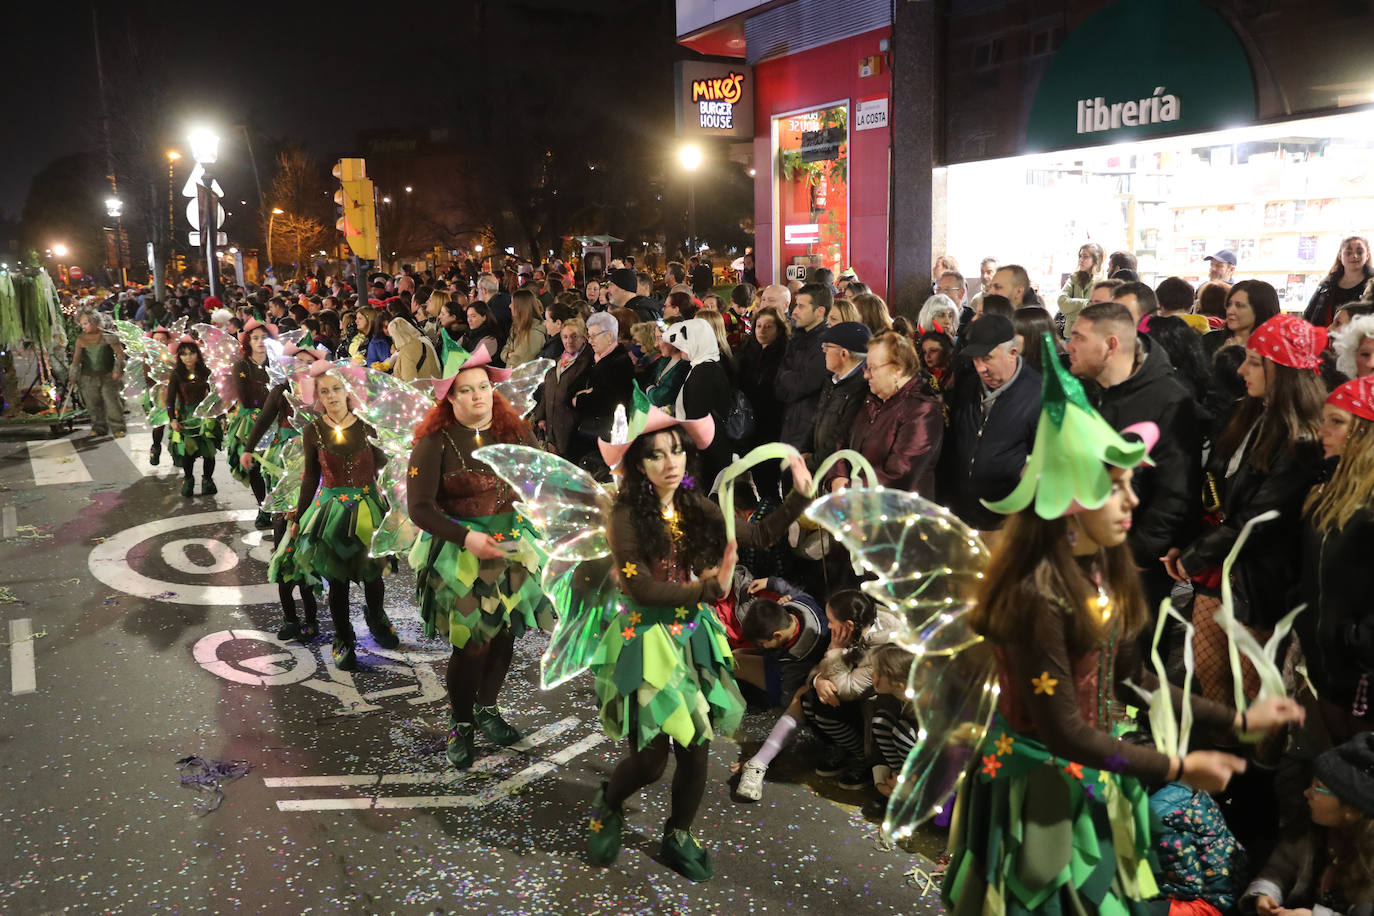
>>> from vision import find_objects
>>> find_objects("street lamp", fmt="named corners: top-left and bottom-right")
top-left (188, 127), bottom-right (222, 295)
top-left (404, 185), bottom-right (413, 193)
top-left (382, 196), bottom-right (392, 204)
top-left (52, 244), bottom-right (68, 257)
top-left (105, 197), bottom-right (122, 218)
top-left (678, 144), bottom-right (702, 257)
top-left (267, 207), bottom-right (285, 270)
top-left (474, 244), bottom-right (483, 254)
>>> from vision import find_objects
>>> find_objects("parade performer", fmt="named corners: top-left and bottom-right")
top-left (245, 341), bottom-right (326, 641)
top-left (226, 318), bottom-right (276, 526)
top-left (274, 362), bottom-right (399, 671)
top-left (70, 308), bottom-right (127, 438)
top-left (164, 336), bottom-right (224, 497)
top-left (406, 344), bottom-right (553, 770)
top-left (805, 335), bottom-right (1306, 915)
top-left (472, 386), bottom-right (814, 881)
top-left (145, 326), bottom-right (173, 464)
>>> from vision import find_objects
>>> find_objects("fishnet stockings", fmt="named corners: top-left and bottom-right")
top-left (1191, 594), bottom-right (1263, 707)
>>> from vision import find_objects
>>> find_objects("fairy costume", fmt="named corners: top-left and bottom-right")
top-left (224, 319), bottom-right (276, 508)
top-left (803, 335), bottom-right (1255, 916)
top-left (270, 363), bottom-right (399, 670)
top-left (163, 337), bottom-right (225, 496)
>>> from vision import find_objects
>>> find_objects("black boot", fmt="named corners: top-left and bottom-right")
top-left (149, 442), bottom-right (161, 465)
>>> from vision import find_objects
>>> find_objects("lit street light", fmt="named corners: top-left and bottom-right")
top-left (678, 144), bottom-right (702, 256)
top-left (679, 145), bottom-right (702, 171)
top-left (404, 186), bottom-right (413, 193)
top-left (188, 127), bottom-right (222, 295)
top-left (105, 197), bottom-right (123, 218)
top-left (267, 207), bottom-right (285, 269)
top-left (474, 244), bottom-right (483, 254)
top-left (382, 196), bottom-right (392, 204)
top-left (52, 244), bottom-right (68, 257)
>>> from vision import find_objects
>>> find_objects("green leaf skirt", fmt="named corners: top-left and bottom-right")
top-left (224, 406), bottom-right (262, 484)
top-left (271, 485), bottom-right (390, 585)
top-left (943, 715), bottom-right (1159, 916)
top-left (412, 512), bottom-right (554, 650)
top-left (168, 415), bottom-right (224, 462)
top-left (257, 425), bottom-right (299, 491)
top-left (591, 598), bottom-right (744, 751)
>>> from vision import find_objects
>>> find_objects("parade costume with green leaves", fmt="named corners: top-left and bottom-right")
top-left (476, 384), bottom-right (812, 880)
top-left (805, 335), bottom-right (1242, 916)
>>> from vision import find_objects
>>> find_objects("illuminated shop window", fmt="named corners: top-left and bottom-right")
top-left (773, 103), bottom-right (849, 284)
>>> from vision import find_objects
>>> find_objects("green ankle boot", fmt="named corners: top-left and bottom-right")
top-left (587, 781), bottom-right (625, 866)
top-left (661, 824), bottom-right (714, 881)
top-left (474, 705), bottom-right (522, 747)
top-left (447, 722), bottom-right (475, 770)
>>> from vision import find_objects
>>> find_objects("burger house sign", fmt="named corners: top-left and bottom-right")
top-left (675, 61), bottom-right (754, 139)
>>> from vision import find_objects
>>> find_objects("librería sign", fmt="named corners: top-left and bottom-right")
top-left (1077, 87), bottom-right (1180, 134)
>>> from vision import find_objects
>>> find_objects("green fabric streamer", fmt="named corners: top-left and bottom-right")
top-left (224, 407), bottom-right (263, 484)
top-left (0, 273), bottom-right (19, 350)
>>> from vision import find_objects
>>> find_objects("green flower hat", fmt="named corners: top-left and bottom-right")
top-left (982, 333), bottom-right (1158, 520)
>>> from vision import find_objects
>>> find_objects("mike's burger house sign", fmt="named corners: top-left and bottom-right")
top-left (1025, 0), bottom-right (1256, 152)
top-left (675, 61), bottom-right (754, 140)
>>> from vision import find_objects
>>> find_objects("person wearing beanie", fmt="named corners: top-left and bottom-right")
top-left (1164, 312), bottom-right (1326, 706)
top-left (1298, 374), bottom-right (1374, 744)
top-left (808, 321), bottom-right (872, 473)
top-left (1241, 733), bottom-right (1374, 915)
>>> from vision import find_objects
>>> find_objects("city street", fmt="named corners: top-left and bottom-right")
top-left (0, 422), bottom-right (942, 915)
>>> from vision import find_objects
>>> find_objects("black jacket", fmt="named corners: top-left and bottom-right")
top-left (1180, 427), bottom-right (1324, 629)
top-left (1297, 502), bottom-right (1374, 706)
top-left (625, 295), bottom-right (662, 321)
top-left (807, 367), bottom-right (870, 468)
top-left (537, 335), bottom-right (564, 361)
top-left (773, 322), bottom-right (829, 449)
top-left (1084, 338), bottom-right (1201, 568)
top-left (678, 358), bottom-right (734, 484)
top-left (735, 338), bottom-right (785, 446)
top-left (573, 345), bottom-right (636, 440)
top-left (531, 348), bottom-right (593, 458)
top-left (938, 360), bottom-right (1042, 531)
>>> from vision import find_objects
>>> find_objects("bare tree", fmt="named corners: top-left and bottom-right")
top-left (264, 147), bottom-right (333, 277)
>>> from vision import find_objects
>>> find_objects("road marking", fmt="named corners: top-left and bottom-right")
top-left (26, 438), bottom-right (93, 486)
top-left (1, 505), bottom-right (16, 539)
top-left (162, 537), bottom-right (240, 575)
top-left (9, 618), bottom-right (36, 695)
top-left (114, 428), bottom-right (176, 477)
top-left (270, 719), bottom-right (605, 811)
top-left (264, 717), bottom-right (580, 789)
top-left (90, 511), bottom-right (277, 605)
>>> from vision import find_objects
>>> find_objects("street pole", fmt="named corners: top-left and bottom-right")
top-left (267, 210), bottom-right (277, 270)
top-left (150, 183), bottom-right (164, 307)
top-left (167, 157), bottom-right (177, 284)
top-left (200, 172), bottom-right (218, 297)
top-left (687, 173), bottom-right (696, 259)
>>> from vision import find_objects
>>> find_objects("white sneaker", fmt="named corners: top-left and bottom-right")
top-left (736, 760), bottom-right (767, 801)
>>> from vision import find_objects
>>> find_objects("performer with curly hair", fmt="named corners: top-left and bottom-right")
top-left (225, 318), bottom-right (276, 527)
top-left (585, 402), bottom-right (813, 881)
top-left (406, 345), bottom-right (553, 770)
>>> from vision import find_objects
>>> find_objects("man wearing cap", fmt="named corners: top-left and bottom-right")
top-left (1205, 249), bottom-right (1237, 284)
top-left (607, 268), bottom-right (661, 321)
top-left (774, 282), bottom-right (832, 451)
top-left (937, 314), bottom-right (1041, 531)
top-left (807, 322), bottom-right (872, 471)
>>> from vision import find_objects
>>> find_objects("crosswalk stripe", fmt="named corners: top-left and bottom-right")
top-left (114, 428), bottom-right (177, 477)
top-left (26, 438), bottom-right (94, 485)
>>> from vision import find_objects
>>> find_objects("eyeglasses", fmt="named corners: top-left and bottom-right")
top-left (863, 360), bottom-right (895, 375)
top-left (1311, 783), bottom-right (1336, 797)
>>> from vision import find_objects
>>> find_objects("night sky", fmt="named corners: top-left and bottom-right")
top-left (1, 0), bottom-right (673, 217)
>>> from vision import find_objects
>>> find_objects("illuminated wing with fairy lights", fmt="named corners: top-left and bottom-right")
top-left (190, 323), bottom-right (243, 419)
top-left (495, 358), bottom-right (554, 418)
top-left (805, 487), bottom-right (996, 840)
top-left (113, 321), bottom-right (176, 425)
top-left (261, 436), bottom-right (306, 515)
top-left (473, 443), bottom-right (619, 688)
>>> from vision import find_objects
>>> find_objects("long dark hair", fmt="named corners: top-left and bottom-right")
top-left (1143, 315), bottom-right (1209, 399)
top-left (1216, 360), bottom-right (1324, 474)
top-left (828, 589), bottom-right (879, 666)
top-left (1074, 242), bottom-right (1105, 287)
top-left (1228, 280), bottom-right (1281, 331)
top-left (968, 505), bottom-right (1149, 653)
top-left (614, 426), bottom-right (724, 575)
top-left (172, 341), bottom-right (208, 381)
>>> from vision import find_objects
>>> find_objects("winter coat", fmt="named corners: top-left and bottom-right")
top-left (1179, 419), bottom-right (1324, 629)
top-left (807, 366), bottom-right (870, 468)
top-left (1057, 273), bottom-right (1099, 338)
top-left (773, 322), bottom-right (829, 449)
top-left (1241, 826), bottom-right (1374, 916)
top-left (812, 609), bottom-right (904, 701)
top-left (388, 320), bottom-right (438, 382)
top-left (499, 324), bottom-right (549, 368)
top-left (1297, 505), bottom-right (1374, 707)
top-left (531, 347), bottom-right (593, 458)
top-left (644, 357), bottom-right (688, 409)
top-left (938, 360), bottom-right (1042, 530)
top-left (1085, 337), bottom-right (1201, 568)
top-left (573, 345), bottom-right (636, 440)
top-left (735, 338), bottom-right (786, 447)
top-left (841, 375), bottom-right (944, 497)
top-left (1304, 274), bottom-right (1372, 328)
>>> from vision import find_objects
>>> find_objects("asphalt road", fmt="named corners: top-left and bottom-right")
top-left (0, 420), bottom-right (946, 916)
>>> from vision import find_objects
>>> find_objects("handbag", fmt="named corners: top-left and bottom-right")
top-left (724, 388), bottom-right (756, 440)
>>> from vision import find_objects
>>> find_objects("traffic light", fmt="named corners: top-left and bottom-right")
top-left (332, 158), bottom-right (379, 260)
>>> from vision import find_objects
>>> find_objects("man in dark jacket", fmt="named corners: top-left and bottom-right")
top-left (807, 321), bottom-right (871, 469)
top-left (1068, 302), bottom-right (1200, 608)
top-left (607, 267), bottom-right (661, 321)
top-left (572, 311), bottom-right (635, 442)
top-left (937, 315), bottom-right (1041, 531)
top-left (774, 282), bottom-right (832, 450)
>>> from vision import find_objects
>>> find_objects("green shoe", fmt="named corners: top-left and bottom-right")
top-left (587, 781), bottom-right (625, 866)
top-left (447, 722), bottom-right (475, 770)
top-left (661, 824), bottom-right (714, 881)
top-left (276, 621), bottom-right (302, 641)
top-left (474, 705), bottom-right (522, 747)
top-left (331, 638), bottom-right (357, 671)
top-left (180, 477), bottom-right (195, 497)
top-left (201, 476), bottom-right (217, 496)
top-left (364, 610), bottom-right (401, 650)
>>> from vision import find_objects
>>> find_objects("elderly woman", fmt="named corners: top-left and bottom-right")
top-left (531, 317), bottom-right (593, 458)
top-left (916, 293), bottom-right (960, 337)
top-left (571, 310), bottom-right (636, 447)
top-left (828, 330), bottom-right (944, 496)
top-left (1334, 314), bottom-right (1374, 380)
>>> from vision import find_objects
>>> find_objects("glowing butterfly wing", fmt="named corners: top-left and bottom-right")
top-left (806, 486), bottom-right (996, 836)
top-left (473, 443), bottom-right (617, 687)
top-left (341, 369), bottom-right (431, 439)
top-left (261, 437), bottom-right (306, 514)
top-left (283, 388), bottom-right (320, 428)
top-left (368, 428), bottom-right (423, 557)
top-left (263, 330), bottom-right (307, 387)
top-left (495, 358), bottom-right (554, 418)
top-left (190, 323), bottom-right (242, 417)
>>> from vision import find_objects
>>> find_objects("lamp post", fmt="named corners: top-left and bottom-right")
top-left (105, 196), bottom-right (127, 286)
top-left (267, 207), bottom-right (285, 272)
top-left (188, 127), bottom-right (221, 296)
top-left (679, 144), bottom-right (702, 258)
